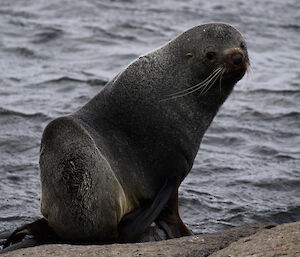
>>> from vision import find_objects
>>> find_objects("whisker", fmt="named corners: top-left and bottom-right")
top-left (218, 69), bottom-right (225, 94)
top-left (200, 71), bottom-right (221, 95)
top-left (199, 69), bottom-right (223, 95)
top-left (160, 69), bottom-right (222, 101)
top-left (160, 67), bottom-right (223, 101)
top-left (246, 63), bottom-right (252, 80)
top-left (165, 67), bottom-right (223, 97)
top-left (242, 63), bottom-right (252, 89)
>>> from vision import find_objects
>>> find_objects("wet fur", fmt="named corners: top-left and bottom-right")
top-left (1, 23), bottom-right (248, 252)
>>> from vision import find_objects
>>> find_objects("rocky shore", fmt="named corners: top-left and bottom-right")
top-left (1, 222), bottom-right (300, 257)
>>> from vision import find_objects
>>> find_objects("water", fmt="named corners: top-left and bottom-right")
top-left (0, 0), bottom-right (299, 235)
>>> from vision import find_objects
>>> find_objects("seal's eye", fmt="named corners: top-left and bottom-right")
top-left (240, 42), bottom-right (246, 50)
top-left (206, 51), bottom-right (216, 60)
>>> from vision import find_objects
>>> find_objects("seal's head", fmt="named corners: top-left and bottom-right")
top-left (162, 23), bottom-right (249, 102)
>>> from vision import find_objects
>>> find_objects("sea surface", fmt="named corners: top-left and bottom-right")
top-left (0, 0), bottom-right (299, 235)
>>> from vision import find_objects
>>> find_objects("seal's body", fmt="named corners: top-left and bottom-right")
top-left (2, 23), bottom-right (249, 248)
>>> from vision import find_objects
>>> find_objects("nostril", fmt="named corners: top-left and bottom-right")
top-left (232, 54), bottom-right (243, 65)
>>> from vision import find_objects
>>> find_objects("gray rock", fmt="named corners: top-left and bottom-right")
top-left (0, 224), bottom-right (263, 257)
top-left (210, 221), bottom-right (300, 257)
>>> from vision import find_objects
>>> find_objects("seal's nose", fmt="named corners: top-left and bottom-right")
top-left (232, 54), bottom-right (243, 65)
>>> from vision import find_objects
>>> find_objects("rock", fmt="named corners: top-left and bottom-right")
top-left (1, 224), bottom-right (264, 257)
top-left (2, 222), bottom-right (299, 257)
top-left (210, 221), bottom-right (300, 257)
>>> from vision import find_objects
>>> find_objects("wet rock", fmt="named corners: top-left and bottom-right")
top-left (0, 224), bottom-right (263, 257)
top-left (210, 221), bottom-right (300, 257)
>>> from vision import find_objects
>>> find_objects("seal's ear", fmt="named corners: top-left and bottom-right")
top-left (185, 52), bottom-right (193, 58)
top-left (117, 177), bottom-right (177, 243)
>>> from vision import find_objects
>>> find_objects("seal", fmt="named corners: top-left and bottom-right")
top-left (1, 23), bottom-right (249, 250)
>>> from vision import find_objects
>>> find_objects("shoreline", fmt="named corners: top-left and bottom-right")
top-left (2, 221), bottom-right (299, 256)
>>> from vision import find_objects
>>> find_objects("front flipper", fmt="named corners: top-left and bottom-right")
top-left (156, 186), bottom-right (193, 238)
top-left (117, 177), bottom-right (177, 243)
top-left (0, 218), bottom-right (60, 253)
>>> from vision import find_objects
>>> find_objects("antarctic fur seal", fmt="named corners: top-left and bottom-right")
top-left (1, 23), bottom-right (249, 250)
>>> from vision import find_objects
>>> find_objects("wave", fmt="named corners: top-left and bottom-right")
top-left (0, 9), bottom-right (37, 19)
top-left (31, 27), bottom-right (64, 44)
top-left (227, 109), bottom-right (300, 122)
top-left (0, 107), bottom-right (49, 120)
top-left (250, 206), bottom-right (300, 225)
top-left (252, 177), bottom-right (300, 191)
top-left (31, 76), bottom-right (108, 87)
top-left (5, 47), bottom-right (40, 59)
top-left (271, 23), bottom-right (300, 31)
top-left (246, 89), bottom-right (300, 95)
top-left (84, 25), bottom-right (141, 42)
top-left (0, 215), bottom-right (41, 223)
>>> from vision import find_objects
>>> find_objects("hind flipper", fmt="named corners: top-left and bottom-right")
top-left (117, 177), bottom-right (177, 242)
top-left (0, 238), bottom-right (38, 254)
top-left (1, 218), bottom-right (60, 252)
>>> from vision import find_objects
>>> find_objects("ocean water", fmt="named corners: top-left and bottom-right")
top-left (0, 0), bottom-right (299, 235)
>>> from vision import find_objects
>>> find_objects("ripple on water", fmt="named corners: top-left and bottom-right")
top-left (31, 27), bottom-right (64, 44)
top-left (0, 107), bottom-right (50, 121)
